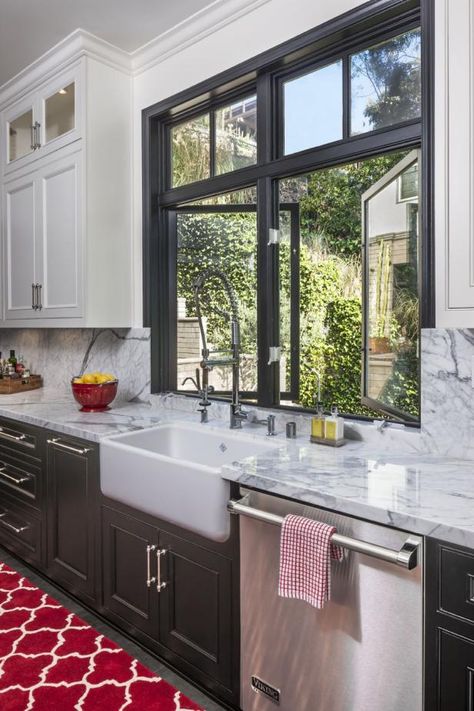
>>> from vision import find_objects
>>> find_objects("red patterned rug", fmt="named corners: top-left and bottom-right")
top-left (0, 562), bottom-right (204, 710)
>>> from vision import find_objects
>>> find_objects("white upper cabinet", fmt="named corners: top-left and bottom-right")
top-left (3, 64), bottom-right (82, 175)
top-left (0, 36), bottom-right (132, 328)
top-left (435, 0), bottom-right (474, 326)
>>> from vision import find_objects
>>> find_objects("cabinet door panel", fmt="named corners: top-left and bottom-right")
top-left (4, 174), bottom-right (37, 320)
top-left (159, 531), bottom-right (233, 688)
top-left (37, 149), bottom-right (83, 318)
top-left (47, 439), bottom-right (97, 601)
top-left (102, 507), bottom-right (158, 637)
top-left (438, 628), bottom-right (474, 710)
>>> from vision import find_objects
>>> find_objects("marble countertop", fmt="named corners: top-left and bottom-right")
top-left (221, 442), bottom-right (474, 548)
top-left (0, 389), bottom-right (168, 442)
top-left (0, 389), bottom-right (473, 548)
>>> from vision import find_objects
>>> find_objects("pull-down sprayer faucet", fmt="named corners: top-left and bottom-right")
top-left (194, 268), bottom-right (248, 429)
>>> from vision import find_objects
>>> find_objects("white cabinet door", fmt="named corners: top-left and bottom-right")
top-left (435, 0), bottom-right (474, 325)
top-left (36, 148), bottom-right (83, 319)
top-left (3, 171), bottom-right (39, 320)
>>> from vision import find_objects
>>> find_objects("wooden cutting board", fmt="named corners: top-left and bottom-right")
top-left (0, 375), bottom-right (43, 394)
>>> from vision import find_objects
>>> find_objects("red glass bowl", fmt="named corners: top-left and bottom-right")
top-left (71, 380), bottom-right (118, 412)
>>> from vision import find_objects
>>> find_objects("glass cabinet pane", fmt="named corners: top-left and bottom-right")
top-left (45, 82), bottom-right (75, 143)
top-left (351, 29), bottom-right (421, 135)
top-left (215, 95), bottom-right (257, 175)
top-left (8, 109), bottom-right (33, 162)
top-left (283, 61), bottom-right (343, 155)
top-left (171, 114), bottom-right (210, 187)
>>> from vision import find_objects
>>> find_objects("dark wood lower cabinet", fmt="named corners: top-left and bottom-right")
top-left (158, 530), bottom-right (233, 690)
top-left (0, 418), bottom-right (239, 707)
top-left (102, 506), bottom-right (159, 638)
top-left (426, 537), bottom-right (474, 710)
top-left (46, 435), bottom-right (98, 604)
top-left (101, 503), bottom-right (239, 708)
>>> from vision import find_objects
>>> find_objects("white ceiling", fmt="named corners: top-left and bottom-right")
top-left (0, 0), bottom-right (216, 86)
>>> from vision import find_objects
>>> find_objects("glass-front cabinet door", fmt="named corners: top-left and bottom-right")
top-left (5, 97), bottom-right (37, 165)
top-left (3, 65), bottom-right (80, 172)
top-left (43, 81), bottom-right (76, 145)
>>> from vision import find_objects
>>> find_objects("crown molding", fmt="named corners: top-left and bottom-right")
top-left (0, 0), bottom-right (271, 108)
top-left (0, 29), bottom-right (130, 110)
top-left (130, 0), bottom-right (272, 76)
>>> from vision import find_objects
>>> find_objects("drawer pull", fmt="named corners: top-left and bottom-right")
top-left (0, 465), bottom-right (30, 486)
top-left (47, 438), bottom-right (90, 456)
top-left (0, 510), bottom-right (29, 534)
top-left (0, 427), bottom-right (27, 443)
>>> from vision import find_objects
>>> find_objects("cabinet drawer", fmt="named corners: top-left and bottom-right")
top-left (0, 420), bottom-right (40, 456)
top-left (440, 545), bottom-right (474, 624)
top-left (0, 495), bottom-right (42, 565)
top-left (0, 455), bottom-right (41, 507)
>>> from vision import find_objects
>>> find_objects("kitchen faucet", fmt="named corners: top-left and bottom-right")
top-left (194, 268), bottom-right (248, 429)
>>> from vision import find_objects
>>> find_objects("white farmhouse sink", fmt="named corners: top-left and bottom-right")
top-left (100, 421), bottom-right (278, 541)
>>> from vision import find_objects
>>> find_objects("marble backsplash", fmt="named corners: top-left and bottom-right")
top-left (421, 328), bottom-right (474, 458)
top-left (0, 328), bottom-right (151, 402)
top-left (1, 325), bottom-right (473, 458)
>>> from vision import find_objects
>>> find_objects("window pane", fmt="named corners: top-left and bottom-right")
top-left (176, 191), bottom-right (257, 398)
top-left (283, 61), bottom-right (343, 155)
top-left (45, 83), bottom-right (75, 143)
top-left (215, 95), bottom-right (257, 174)
top-left (8, 109), bottom-right (33, 162)
top-left (171, 114), bottom-right (210, 187)
top-left (365, 153), bottom-right (420, 419)
top-left (351, 28), bottom-right (421, 135)
top-left (278, 150), bottom-right (417, 420)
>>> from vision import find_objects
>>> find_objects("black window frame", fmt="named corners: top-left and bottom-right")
top-left (142, 0), bottom-right (433, 425)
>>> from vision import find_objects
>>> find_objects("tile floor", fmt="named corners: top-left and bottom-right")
top-left (0, 547), bottom-right (227, 711)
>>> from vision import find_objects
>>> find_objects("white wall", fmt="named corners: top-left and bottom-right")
top-left (131, 0), bottom-right (366, 324)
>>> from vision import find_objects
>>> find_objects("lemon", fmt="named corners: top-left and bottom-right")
top-left (73, 377), bottom-right (83, 384)
top-left (103, 373), bottom-right (116, 382)
top-left (82, 373), bottom-right (96, 384)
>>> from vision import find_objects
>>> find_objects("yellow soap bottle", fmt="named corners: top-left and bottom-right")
top-left (324, 405), bottom-right (345, 444)
top-left (310, 402), bottom-right (325, 442)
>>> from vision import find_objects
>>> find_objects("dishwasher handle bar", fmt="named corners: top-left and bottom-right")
top-left (228, 497), bottom-right (419, 570)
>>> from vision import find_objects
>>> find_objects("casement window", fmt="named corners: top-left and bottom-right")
top-left (143, 0), bottom-right (432, 424)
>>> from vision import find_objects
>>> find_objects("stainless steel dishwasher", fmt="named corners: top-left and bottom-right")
top-left (231, 488), bottom-right (423, 711)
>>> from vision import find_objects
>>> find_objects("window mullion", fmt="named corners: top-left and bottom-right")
top-left (342, 54), bottom-right (351, 140)
top-left (209, 110), bottom-right (216, 177)
top-left (257, 177), bottom-right (279, 407)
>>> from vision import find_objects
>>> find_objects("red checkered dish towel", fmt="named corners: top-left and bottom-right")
top-left (278, 514), bottom-right (344, 609)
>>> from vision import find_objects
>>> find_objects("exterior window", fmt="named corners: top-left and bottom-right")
top-left (283, 61), bottom-right (343, 154)
top-left (174, 190), bottom-right (258, 397)
top-left (215, 95), bottom-right (257, 174)
top-left (171, 113), bottom-right (210, 187)
top-left (145, 6), bottom-right (428, 424)
top-left (350, 28), bottom-right (421, 135)
top-left (363, 151), bottom-right (420, 420)
top-left (278, 150), bottom-right (418, 420)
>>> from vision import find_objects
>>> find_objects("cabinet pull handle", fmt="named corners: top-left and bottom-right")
top-left (32, 283), bottom-right (37, 310)
top-left (0, 427), bottom-right (27, 443)
top-left (34, 121), bottom-right (41, 149)
top-left (0, 464), bottom-right (30, 485)
top-left (47, 438), bottom-right (90, 455)
top-left (146, 544), bottom-right (157, 588)
top-left (156, 548), bottom-right (167, 592)
top-left (0, 509), bottom-right (29, 534)
top-left (30, 125), bottom-right (36, 150)
top-left (36, 284), bottom-right (42, 311)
